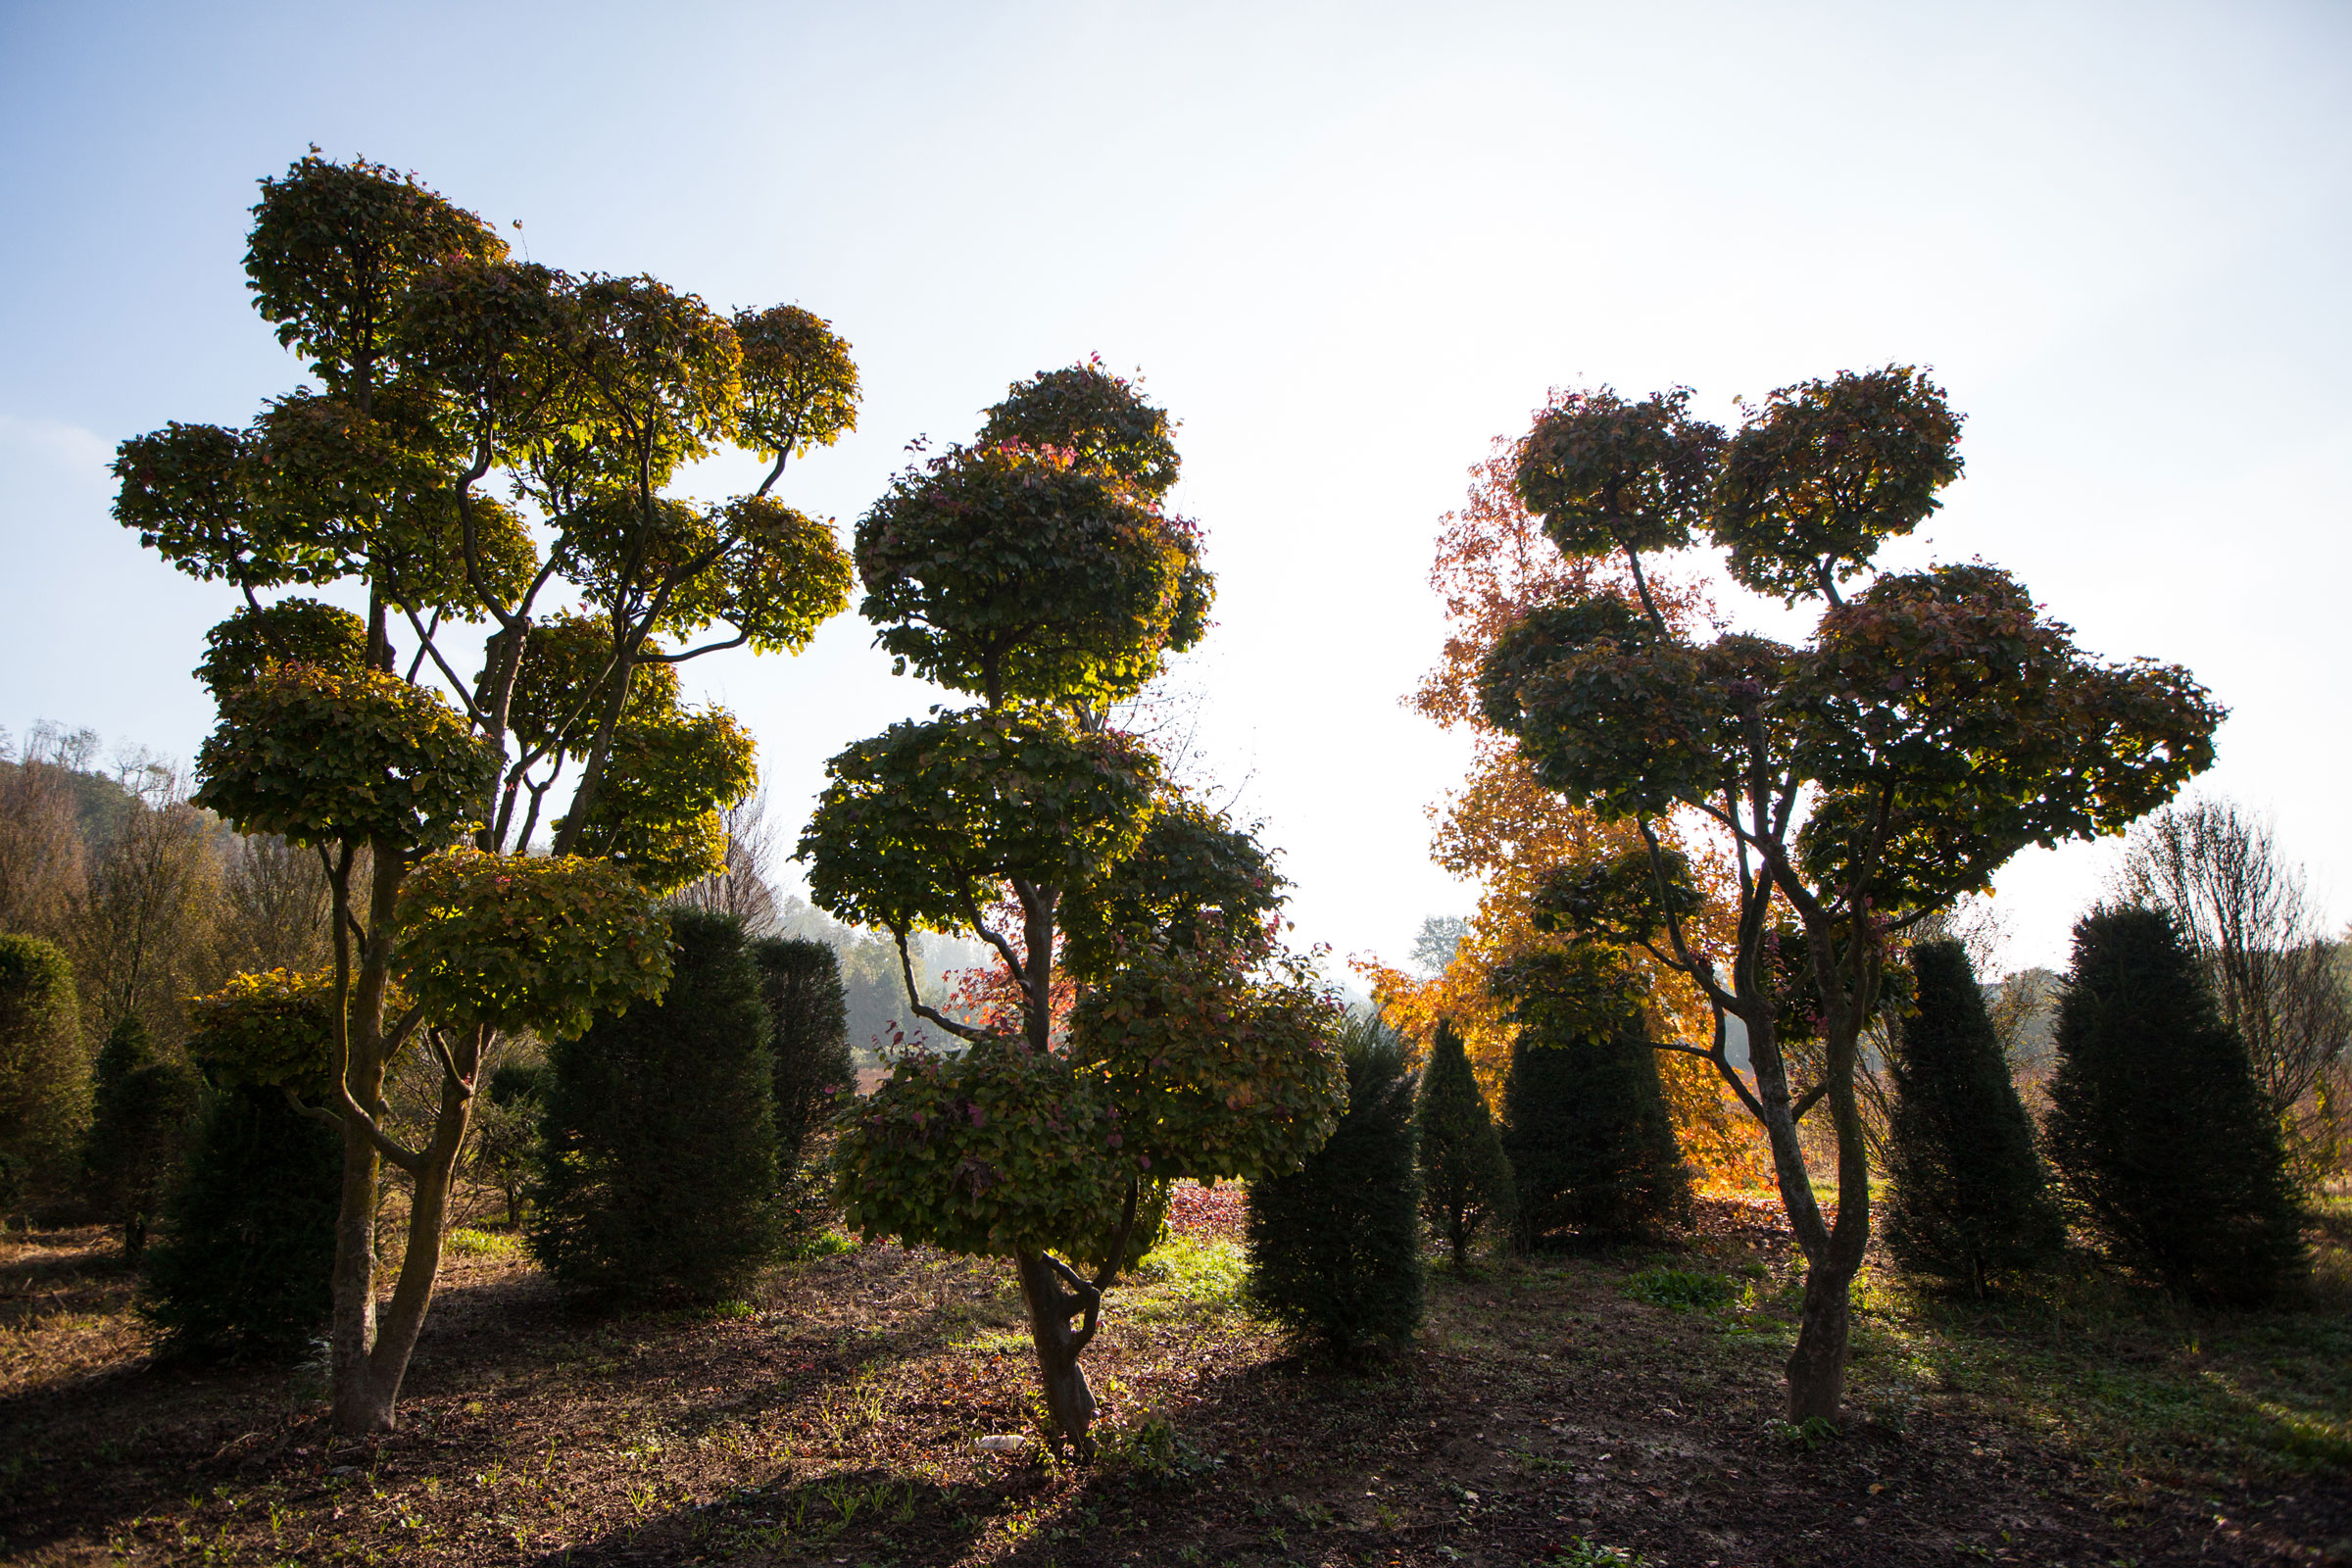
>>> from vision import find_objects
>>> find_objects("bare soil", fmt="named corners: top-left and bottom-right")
top-left (2, 1190), bottom-right (2346, 1567)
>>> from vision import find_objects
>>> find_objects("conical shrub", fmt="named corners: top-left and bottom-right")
top-left (1415, 1020), bottom-right (1514, 1268)
top-left (1883, 939), bottom-right (2062, 1294)
top-left (529, 909), bottom-right (782, 1304)
top-left (1247, 1010), bottom-right (1423, 1362)
top-left (2044, 905), bottom-right (2306, 1304)
top-left (1503, 1021), bottom-right (1692, 1247)
top-left (139, 1083), bottom-right (340, 1357)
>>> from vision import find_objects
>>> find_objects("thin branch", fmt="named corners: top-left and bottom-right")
top-left (1091, 1176), bottom-right (1142, 1292)
top-left (893, 927), bottom-right (987, 1043)
top-left (398, 604), bottom-right (481, 719)
top-left (330, 1084), bottom-right (427, 1174)
top-left (1791, 1081), bottom-right (1830, 1122)
top-left (427, 1028), bottom-right (475, 1098)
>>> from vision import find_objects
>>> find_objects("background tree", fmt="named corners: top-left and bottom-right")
top-left (529, 909), bottom-right (781, 1303)
top-left (2044, 906), bottom-right (2306, 1304)
top-left (472, 1059), bottom-right (546, 1228)
top-left (2115, 798), bottom-right (2351, 1185)
top-left (1374, 432), bottom-right (1750, 1180)
top-left (1247, 1009), bottom-right (1424, 1364)
top-left (139, 968), bottom-right (342, 1357)
top-left (113, 152), bottom-right (856, 1432)
top-left (1494, 949), bottom-right (1691, 1248)
top-left (1479, 370), bottom-right (2222, 1419)
top-left (82, 1014), bottom-right (202, 1257)
top-left (1416, 1020), bottom-right (1514, 1268)
top-left (0, 934), bottom-right (87, 1218)
top-left (1882, 938), bottom-right (2062, 1295)
top-left (64, 761), bottom-right (223, 1053)
top-left (809, 364), bottom-right (1343, 1455)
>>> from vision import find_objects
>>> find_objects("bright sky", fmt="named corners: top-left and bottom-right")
top-left (3, 3), bottom-right (2347, 980)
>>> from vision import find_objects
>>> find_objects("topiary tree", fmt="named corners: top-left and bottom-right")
top-left (1478, 370), bottom-right (2222, 1419)
top-left (529, 909), bottom-right (781, 1304)
top-left (806, 364), bottom-right (1343, 1456)
top-left (83, 1014), bottom-right (203, 1258)
top-left (114, 153), bottom-right (857, 1431)
top-left (1883, 938), bottom-right (2062, 1295)
top-left (0, 933), bottom-right (86, 1219)
top-left (1494, 950), bottom-right (1691, 1248)
top-left (2044, 906), bottom-right (2306, 1304)
top-left (140, 969), bottom-right (342, 1357)
top-left (1247, 1009), bottom-right (1424, 1364)
top-left (1416, 1020), bottom-right (1514, 1268)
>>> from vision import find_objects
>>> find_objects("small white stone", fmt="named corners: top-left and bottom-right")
top-left (976, 1435), bottom-right (1027, 1453)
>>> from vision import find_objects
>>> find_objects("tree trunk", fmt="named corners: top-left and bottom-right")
top-left (1015, 1250), bottom-right (1099, 1458)
top-left (1785, 1254), bottom-right (1856, 1420)
top-left (328, 1111), bottom-right (386, 1432)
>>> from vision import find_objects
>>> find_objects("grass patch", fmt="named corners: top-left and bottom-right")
top-left (446, 1226), bottom-right (524, 1258)
top-left (1622, 1265), bottom-right (1735, 1313)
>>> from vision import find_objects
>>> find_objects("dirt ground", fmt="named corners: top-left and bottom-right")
top-left (2, 1188), bottom-right (2347, 1567)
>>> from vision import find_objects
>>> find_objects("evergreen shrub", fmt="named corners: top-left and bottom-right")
top-left (0, 934), bottom-right (87, 1214)
top-left (1883, 938), bottom-right (2062, 1294)
top-left (139, 1083), bottom-right (340, 1356)
top-left (1246, 1010), bottom-right (1423, 1362)
top-left (529, 909), bottom-right (782, 1303)
top-left (83, 1014), bottom-right (202, 1258)
top-left (1496, 953), bottom-right (1690, 1247)
top-left (1415, 1020), bottom-right (1514, 1268)
top-left (2044, 905), bottom-right (2306, 1304)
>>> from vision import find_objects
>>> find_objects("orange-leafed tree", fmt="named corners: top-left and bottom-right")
top-left (1371, 428), bottom-right (1763, 1185)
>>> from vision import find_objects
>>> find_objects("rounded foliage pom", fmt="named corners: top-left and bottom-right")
top-left (701, 497), bottom-right (855, 654)
top-left (1713, 365), bottom-right (1963, 604)
top-left (977, 360), bottom-right (1182, 499)
top-left (184, 968), bottom-right (337, 1099)
top-left (834, 1036), bottom-right (1132, 1262)
top-left (802, 708), bottom-right (1159, 936)
top-left (564, 704), bottom-right (758, 893)
top-left (1514, 386), bottom-right (1725, 560)
top-left (194, 662), bottom-right (495, 851)
top-left (733, 304), bottom-right (860, 464)
top-left (244, 151), bottom-right (505, 390)
top-left (1068, 943), bottom-right (1347, 1187)
top-left (196, 598), bottom-right (368, 698)
top-left (856, 443), bottom-right (1208, 707)
top-left (1059, 796), bottom-right (1286, 984)
top-left (396, 850), bottom-right (673, 1040)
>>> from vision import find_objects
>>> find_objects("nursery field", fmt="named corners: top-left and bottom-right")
top-left (3, 1189), bottom-right (2348, 1568)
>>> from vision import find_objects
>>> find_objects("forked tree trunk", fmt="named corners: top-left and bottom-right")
top-left (1740, 994), bottom-right (1873, 1424)
top-left (1015, 1250), bottom-right (1100, 1457)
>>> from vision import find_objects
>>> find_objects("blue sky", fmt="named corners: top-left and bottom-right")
top-left (3, 2), bottom-right (2347, 976)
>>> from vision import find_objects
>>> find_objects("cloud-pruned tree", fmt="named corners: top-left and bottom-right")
top-left (805, 363), bottom-right (1344, 1456)
top-left (1478, 369), bottom-right (2222, 1420)
top-left (113, 152), bottom-right (857, 1432)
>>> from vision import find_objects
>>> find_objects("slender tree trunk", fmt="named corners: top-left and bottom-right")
top-left (352, 1043), bottom-right (476, 1427)
top-left (1015, 1250), bottom-right (1098, 1457)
